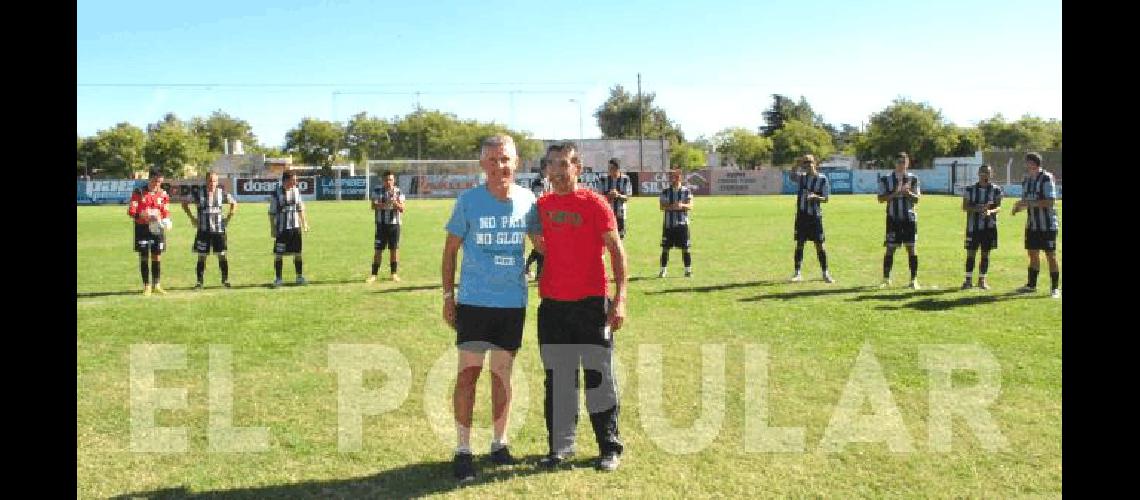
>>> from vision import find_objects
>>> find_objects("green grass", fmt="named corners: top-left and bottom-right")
top-left (77, 195), bottom-right (1061, 498)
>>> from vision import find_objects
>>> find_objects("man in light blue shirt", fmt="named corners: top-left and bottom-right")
top-left (441, 134), bottom-right (542, 482)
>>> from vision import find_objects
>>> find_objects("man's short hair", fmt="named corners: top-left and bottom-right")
top-left (978, 163), bottom-right (993, 173)
top-left (481, 134), bottom-right (517, 156)
top-left (282, 170), bottom-right (297, 181)
top-left (895, 152), bottom-right (909, 161)
top-left (1025, 152), bottom-right (1042, 167)
top-left (149, 166), bottom-right (164, 178)
top-left (608, 157), bottom-right (621, 169)
top-left (382, 170), bottom-right (394, 178)
top-left (545, 142), bottom-right (581, 165)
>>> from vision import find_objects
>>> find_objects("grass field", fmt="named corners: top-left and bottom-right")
top-left (77, 194), bottom-right (1061, 498)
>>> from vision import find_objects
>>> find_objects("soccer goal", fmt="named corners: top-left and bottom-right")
top-left (365, 159), bottom-right (482, 199)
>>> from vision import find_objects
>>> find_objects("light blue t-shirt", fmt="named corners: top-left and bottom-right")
top-left (445, 184), bottom-right (540, 308)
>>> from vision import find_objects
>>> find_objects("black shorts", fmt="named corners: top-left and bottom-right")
top-left (965, 228), bottom-right (998, 251)
top-left (374, 223), bottom-right (401, 250)
top-left (193, 230), bottom-right (228, 254)
top-left (1025, 229), bottom-right (1058, 251)
top-left (616, 217), bottom-right (626, 239)
top-left (537, 296), bottom-right (611, 348)
top-left (274, 228), bottom-right (303, 255)
top-left (661, 225), bottom-right (691, 249)
top-left (456, 304), bottom-right (526, 352)
top-left (794, 213), bottom-right (825, 243)
top-left (134, 223), bottom-right (165, 254)
top-left (884, 217), bottom-right (917, 246)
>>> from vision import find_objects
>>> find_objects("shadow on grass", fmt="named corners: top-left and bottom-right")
top-left (110, 454), bottom-right (601, 499)
top-left (873, 290), bottom-right (1042, 311)
top-left (848, 288), bottom-right (958, 302)
top-left (647, 280), bottom-right (783, 295)
top-left (374, 284), bottom-right (443, 294)
top-left (739, 285), bottom-right (874, 302)
top-left (77, 279), bottom-right (377, 298)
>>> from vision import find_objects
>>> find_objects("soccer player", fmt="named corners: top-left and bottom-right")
top-left (1011, 152), bottom-right (1061, 298)
top-left (128, 167), bottom-right (171, 295)
top-left (441, 134), bottom-right (542, 482)
top-left (268, 170), bottom-right (309, 288)
top-left (599, 157), bottom-right (633, 240)
top-left (182, 171), bottom-right (237, 289)
top-left (658, 168), bottom-right (694, 278)
top-left (877, 152), bottom-right (922, 289)
top-left (367, 171), bottom-right (405, 283)
top-left (790, 154), bottom-right (834, 283)
top-left (536, 142), bottom-right (627, 472)
top-left (961, 164), bottom-right (1002, 290)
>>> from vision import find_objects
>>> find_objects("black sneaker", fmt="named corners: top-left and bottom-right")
top-left (453, 452), bottom-right (476, 482)
top-left (537, 451), bottom-right (574, 469)
top-left (596, 452), bottom-right (621, 471)
top-left (488, 445), bottom-right (517, 465)
top-left (222, 281), bottom-right (232, 288)
top-left (194, 282), bottom-right (204, 290)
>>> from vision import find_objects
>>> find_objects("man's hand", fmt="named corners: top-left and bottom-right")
top-left (442, 296), bottom-right (457, 330)
top-left (607, 296), bottom-right (626, 332)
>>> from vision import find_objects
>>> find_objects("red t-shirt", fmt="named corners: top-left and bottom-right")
top-left (537, 189), bottom-right (617, 301)
top-left (128, 188), bottom-right (171, 225)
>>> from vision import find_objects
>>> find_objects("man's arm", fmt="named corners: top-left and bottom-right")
top-left (814, 179), bottom-right (830, 203)
top-left (602, 230), bottom-right (627, 332)
top-left (226, 196), bottom-right (237, 223)
top-left (181, 201), bottom-right (197, 224)
top-left (876, 180), bottom-right (891, 203)
top-left (677, 193), bottom-right (694, 211)
top-left (297, 194), bottom-right (309, 231)
top-left (527, 232), bottom-right (545, 256)
top-left (441, 234), bottom-right (463, 329)
top-left (908, 179), bottom-right (921, 204)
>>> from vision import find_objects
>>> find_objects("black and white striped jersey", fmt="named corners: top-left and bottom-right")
top-left (193, 187), bottom-right (234, 233)
top-left (878, 172), bottom-right (921, 221)
top-left (963, 183), bottom-right (1002, 233)
top-left (371, 186), bottom-right (405, 225)
top-left (268, 186), bottom-right (305, 233)
top-left (599, 174), bottom-right (633, 219)
top-left (795, 173), bottom-right (830, 216)
top-left (659, 185), bottom-right (693, 228)
top-left (1021, 171), bottom-right (1059, 232)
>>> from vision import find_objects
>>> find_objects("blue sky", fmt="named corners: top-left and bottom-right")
top-left (77, 0), bottom-right (1061, 148)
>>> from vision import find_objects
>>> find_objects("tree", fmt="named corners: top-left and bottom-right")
top-left (856, 99), bottom-right (956, 167)
top-left (383, 109), bottom-right (542, 161)
top-left (191, 110), bottom-right (259, 153)
top-left (144, 113), bottom-right (211, 178)
top-left (761, 94), bottom-right (821, 137)
top-left (344, 112), bottom-right (393, 165)
top-left (771, 120), bottom-right (835, 166)
top-left (82, 122), bottom-right (148, 177)
top-left (669, 142), bottom-right (707, 170)
top-left (594, 85), bottom-right (684, 144)
top-left (946, 125), bottom-right (986, 157)
top-left (712, 127), bottom-right (772, 168)
top-left (284, 118), bottom-right (345, 169)
top-left (976, 114), bottom-right (1061, 151)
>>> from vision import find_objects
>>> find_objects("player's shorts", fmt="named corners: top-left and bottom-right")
top-left (1024, 229), bottom-right (1057, 251)
top-left (455, 304), bottom-right (526, 352)
top-left (965, 227), bottom-right (998, 251)
top-left (661, 225), bottom-right (691, 249)
top-left (374, 223), bottom-right (401, 250)
top-left (134, 223), bottom-right (165, 254)
top-left (274, 228), bottom-right (303, 255)
top-left (884, 217), bottom-right (917, 246)
top-left (794, 213), bottom-right (825, 243)
top-left (193, 230), bottom-right (227, 254)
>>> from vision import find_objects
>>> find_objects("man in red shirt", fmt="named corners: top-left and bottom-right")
top-left (536, 142), bottom-right (628, 472)
top-left (127, 168), bottom-right (171, 295)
